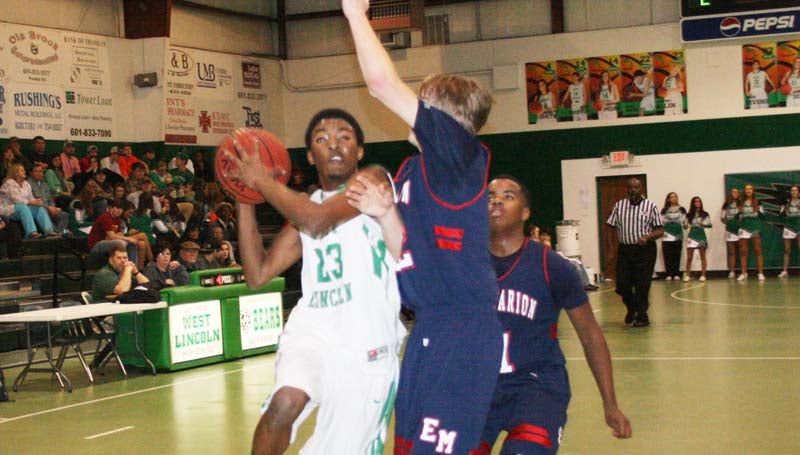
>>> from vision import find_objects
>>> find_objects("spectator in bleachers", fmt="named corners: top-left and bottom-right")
top-left (100, 146), bottom-right (123, 180)
top-left (92, 169), bottom-right (114, 200)
top-left (127, 177), bottom-right (161, 214)
top-left (0, 214), bottom-right (23, 259)
top-left (0, 163), bottom-right (56, 238)
top-left (1, 145), bottom-right (15, 180)
top-left (207, 201), bottom-right (236, 243)
top-left (118, 143), bottom-right (146, 178)
top-left (179, 222), bottom-right (202, 246)
top-left (25, 136), bottom-right (50, 171)
top-left (112, 183), bottom-right (126, 201)
top-left (76, 179), bottom-right (108, 222)
top-left (120, 200), bottom-right (153, 267)
top-left (205, 224), bottom-right (224, 249)
top-left (128, 192), bottom-right (157, 247)
top-left (8, 137), bottom-right (32, 172)
top-left (44, 155), bottom-right (73, 210)
top-left (142, 243), bottom-right (189, 291)
top-left (192, 149), bottom-right (213, 183)
top-left (149, 160), bottom-right (173, 191)
top-left (72, 155), bottom-right (100, 195)
top-left (125, 162), bottom-right (149, 195)
top-left (87, 198), bottom-right (147, 268)
top-left (176, 240), bottom-right (201, 273)
top-left (27, 164), bottom-right (69, 236)
top-left (168, 147), bottom-right (195, 174)
top-left (79, 145), bottom-right (99, 172)
top-left (201, 182), bottom-right (225, 220)
top-left (141, 148), bottom-right (159, 171)
top-left (152, 196), bottom-right (185, 247)
top-left (168, 152), bottom-right (194, 187)
top-left (218, 240), bottom-right (238, 267)
top-left (59, 140), bottom-right (81, 180)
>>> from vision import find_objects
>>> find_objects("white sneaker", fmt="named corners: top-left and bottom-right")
top-left (737, 273), bottom-right (748, 281)
top-left (778, 271), bottom-right (788, 278)
top-left (682, 274), bottom-right (690, 282)
top-left (665, 276), bottom-right (672, 281)
top-left (728, 271), bottom-right (736, 279)
top-left (758, 273), bottom-right (765, 281)
top-left (699, 275), bottom-right (706, 282)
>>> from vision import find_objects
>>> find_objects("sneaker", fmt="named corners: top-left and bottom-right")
top-left (728, 271), bottom-right (736, 279)
top-left (699, 275), bottom-right (706, 282)
top-left (665, 276), bottom-right (672, 281)
top-left (624, 310), bottom-right (637, 325)
top-left (682, 274), bottom-right (690, 282)
top-left (28, 232), bottom-right (42, 239)
top-left (778, 271), bottom-right (788, 278)
top-left (737, 273), bottom-right (748, 281)
top-left (758, 273), bottom-right (765, 281)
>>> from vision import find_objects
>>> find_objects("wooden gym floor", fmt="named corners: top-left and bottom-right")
top-left (1, 276), bottom-right (798, 454)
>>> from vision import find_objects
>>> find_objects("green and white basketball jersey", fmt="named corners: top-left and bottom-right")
top-left (286, 188), bottom-right (405, 360)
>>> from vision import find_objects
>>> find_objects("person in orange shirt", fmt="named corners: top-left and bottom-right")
top-left (117, 143), bottom-right (146, 178)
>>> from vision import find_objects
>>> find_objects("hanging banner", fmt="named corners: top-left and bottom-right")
top-left (163, 46), bottom-right (269, 145)
top-left (527, 48), bottom-right (688, 125)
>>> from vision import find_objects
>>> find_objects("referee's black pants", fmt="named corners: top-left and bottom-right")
top-left (615, 242), bottom-right (657, 317)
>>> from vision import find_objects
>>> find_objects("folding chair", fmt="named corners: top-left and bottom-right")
top-left (79, 292), bottom-right (127, 377)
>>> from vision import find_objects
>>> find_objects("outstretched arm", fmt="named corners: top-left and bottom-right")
top-left (567, 303), bottom-right (632, 439)
top-left (342, 0), bottom-right (419, 127)
top-left (236, 203), bottom-right (302, 289)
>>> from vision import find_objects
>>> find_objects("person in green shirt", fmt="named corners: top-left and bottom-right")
top-left (168, 153), bottom-right (194, 187)
top-left (90, 245), bottom-right (150, 302)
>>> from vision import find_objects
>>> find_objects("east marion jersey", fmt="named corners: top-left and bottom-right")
top-left (394, 101), bottom-right (498, 315)
top-left (493, 239), bottom-right (587, 373)
top-left (287, 188), bottom-right (406, 359)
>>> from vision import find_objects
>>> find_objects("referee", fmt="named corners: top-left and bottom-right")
top-left (606, 178), bottom-right (664, 327)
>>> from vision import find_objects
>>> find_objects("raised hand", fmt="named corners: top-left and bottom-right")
top-left (342, 0), bottom-right (369, 18)
top-left (346, 174), bottom-right (394, 219)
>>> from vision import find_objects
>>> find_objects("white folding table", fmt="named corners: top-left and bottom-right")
top-left (0, 302), bottom-right (167, 392)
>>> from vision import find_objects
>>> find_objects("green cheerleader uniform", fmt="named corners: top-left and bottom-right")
top-left (738, 200), bottom-right (763, 237)
top-left (687, 214), bottom-right (712, 249)
top-left (721, 201), bottom-right (740, 241)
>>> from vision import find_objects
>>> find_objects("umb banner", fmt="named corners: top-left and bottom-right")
top-left (238, 293), bottom-right (283, 351)
top-left (163, 45), bottom-right (268, 145)
top-left (169, 300), bottom-right (224, 364)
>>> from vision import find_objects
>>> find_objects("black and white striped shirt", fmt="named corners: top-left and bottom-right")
top-left (606, 197), bottom-right (662, 245)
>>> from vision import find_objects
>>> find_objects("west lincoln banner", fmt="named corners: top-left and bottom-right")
top-left (0, 23), bottom-right (114, 140)
top-left (163, 46), bottom-right (269, 145)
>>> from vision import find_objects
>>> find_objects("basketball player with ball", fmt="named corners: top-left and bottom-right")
top-left (219, 109), bottom-right (406, 455)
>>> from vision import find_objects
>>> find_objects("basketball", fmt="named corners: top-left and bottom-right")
top-left (781, 83), bottom-right (793, 95)
top-left (215, 128), bottom-right (291, 204)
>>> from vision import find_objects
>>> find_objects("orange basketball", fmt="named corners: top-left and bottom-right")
top-left (215, 128), bottom-right (291, 204)
top-left (781, 83), bottom-right (793, 95)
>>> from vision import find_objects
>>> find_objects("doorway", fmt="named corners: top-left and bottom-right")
top-left (596, 174), bottom-right (648, 280)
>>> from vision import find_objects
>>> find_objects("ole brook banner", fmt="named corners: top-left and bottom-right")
top-left (0, 23), bottom-right (115, 140)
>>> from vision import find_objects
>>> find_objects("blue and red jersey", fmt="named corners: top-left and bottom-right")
top-left (394, 101), bottom-right (497, 315)
top-left (493, 239), bottom-right (587, 373)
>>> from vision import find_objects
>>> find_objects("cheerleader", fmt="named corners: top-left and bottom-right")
top-left (738, 184), bottom-right (765, 281)
top-left (721, 188), bottom-right (741, 278)
top-left (683, 196), bottom-right (712, 282)
top-left (660, 192), bottom-right (686, 280)
top-left (778, 184), bottom-right (800, 277)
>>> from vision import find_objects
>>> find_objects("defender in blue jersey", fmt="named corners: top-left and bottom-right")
top-left (344, 2), bottom-right (503, 453)
top-left (470, 177), bottom-right (631, 455)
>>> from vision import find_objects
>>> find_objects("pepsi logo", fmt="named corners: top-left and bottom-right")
top-left (720, 17), bottom-right (741, 37)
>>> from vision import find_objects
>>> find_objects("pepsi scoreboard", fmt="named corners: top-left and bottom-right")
top-left (681, 0), bottom-right (800, 42)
